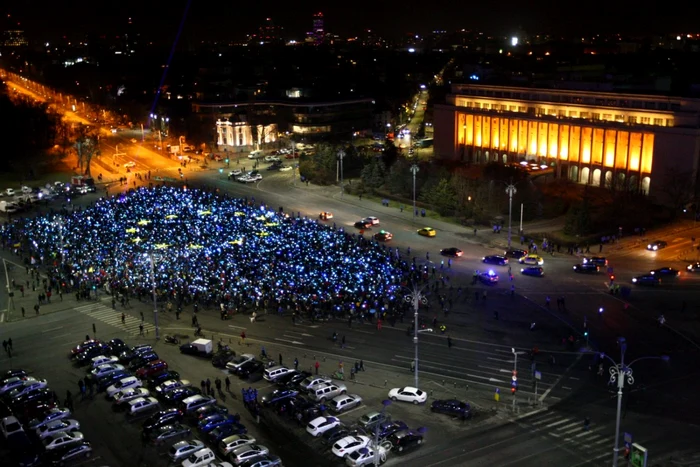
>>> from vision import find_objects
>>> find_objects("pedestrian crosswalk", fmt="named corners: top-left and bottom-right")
top-left (74, 301), bottom-right (156, 337)
top-left (517, 409), bottom-right (700, 466)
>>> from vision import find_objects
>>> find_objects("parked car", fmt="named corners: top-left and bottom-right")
top-left (127, 397), bottom-right (160, 416)
top-left (42, 431), bottom-right (84, 450)
top-left (36, 419), bottom-right (80, 439)
top-left (106, 376), bottom-right (142, 398)
top-left (386, 429), bottom-right (424, 452)
top-left (332, 435), bottom-right (371, 458)
top-left (226, 354), bottom-right (255, 372)
top-left (168, 439), bottom-right (205, 463)
top-left (229, 444), bottom-right (270, 465)
top-left (42, 441), bottom-right (92, 466)
top-left (330, 394), bottom-right (363, 413)
top-left (142, 408), bottom-right (184, 433)
top-left (430, 399), bottom-right (471, 418)
top-left (306, 416), bottom-right (341, 437)
top-left (388, 386), bottom-right (426, 405)
top-left (142, 423), bottom-right (191, 445)
top-left (28, 407), bottom-right (71, 430)
top-left (219, 434), bottom-right (256, 456)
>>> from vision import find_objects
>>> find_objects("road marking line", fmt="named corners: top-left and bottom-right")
top-left (529, 414), bottom-right (559, 426)
top-left (573, 427), bottom-right (603, 438)
top-left (545, 418), bottom-right (572, 428)
top-left (336, 405), bottom-right (365, 417)
top-left (539, 352), bottom-right (583, 402)
top-left (227, 325), bottom-right (248, 330)
top-left (562, 386), bottom-right (573, 390)
top-left (41, 326), bottom-right (64, 333)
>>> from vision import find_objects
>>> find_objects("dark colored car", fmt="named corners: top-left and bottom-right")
top-left (573, 263), bottom-right (599, 273)
top-left (235, 360), bottom-right (265, 379)
top-left (43, 441), bottom-right (92, 465)
top-left (162, 387), bottom-right (201, 405)
top-left (136, 360), bottom-right (168, 378)
top-left (75, 345), bottom-right (110, 365)
top-left (646, 240), bottom-right (668, 251)
top-left (478, 270), bottom-right (499, 284)
top-left (188, 404), bottom-right (229, 423)
top-left (142, 408), bottom-right (184, 432)
top-left (354, 220), bottom-right (373, 229)
top-left (261, 389), bottom-right (299, 407)
top-left (142, 423), bottom-right (191, 445)
top-left (482, 255), bottom-right (508, 265)
top-left (207, 422), bottom-right (247, 443)
top-left (147, 371), bottom-right (181, 390)
top-left (440, 247), bottom-right (463, 257)
top-left (96, 371), bottom-right (132, 392)
top-left (118, 345), bottom-right (154, 363)
top-left (292, 401), bottom-right (322, 426)
top-left (430, 399), bottom-right (471, 418)
top-left (687, 262), bottom-right (700, 272)
top-left (128, 353), bottom-right (160, 371)
top-left (9, 388), bottom-right (55, 410)
top-left (212, 349), bottom-right (236, 368)
top-left (179, 343), bottom-right (212, 358)
top-left (2, 369), bottom-right (28, 380)
top-left (650, 267), bottom-right (680, 277)
top-left (70, 340), bottom-right (102, 358)
top-left (583, 256), bottom-right (608, 266)
top-left (520, 266), bottom-right (544, 277)
top-left (106, 338), bottom-right (129, 356)
top-left (198, 414), bottom-right (239, 433)
top-left (373, 420), bottom-right (409, 440)
top-left (504, 249), bottom-right (528, 259)
top-left (387, 429), bottom-right (424, 453)
top-left (632, 274), bottom-right (660, 286)
top-left (275, 371), bottom-right (311, 388)
top-left (373, 230), bottom-right (393, 242)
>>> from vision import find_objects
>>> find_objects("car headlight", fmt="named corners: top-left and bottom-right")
top-left (632, 278), bottom-right (637, 282)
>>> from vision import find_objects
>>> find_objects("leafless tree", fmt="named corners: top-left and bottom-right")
top-left (658, 167), bottom-right (695, 208)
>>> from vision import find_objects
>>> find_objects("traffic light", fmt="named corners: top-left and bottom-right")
top-left (225, 158), bottom-right (229, 163)
top-left (219, 168), bottom-right (223, 174)
top-left (584, 330), bottom-right (588, 337)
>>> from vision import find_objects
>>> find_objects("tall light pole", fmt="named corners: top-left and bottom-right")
top-left (598, 338), bottom-right (669, 467)
top-left (372, 399), bottom-right (392, 465)
top-left (511, 347), bottom-right (525, 411)
top-left (410, 164), bottom-right (419, 223)
top-left (403, 282), bottom-right (429, 388)
top-left (338, 149), bottom-right (346, 198)
top-left (505, 179), bottom-right (517, 248)
top-left (145, 251), bottom-right (161, 340)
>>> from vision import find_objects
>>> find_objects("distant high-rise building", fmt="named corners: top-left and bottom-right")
top-left (255, 17), bottom-right (284, 44)
top-left (124, 17), bottom-right (139, 54)
top-left (2, 29), bottom-right (27, 47)
top-left (312, 12), bottom-right (324, 44)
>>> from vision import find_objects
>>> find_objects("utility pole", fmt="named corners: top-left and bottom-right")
top-left (147, 252), bottom-right (161, 340)
top-left (505, 179), bottom-right (517, 248)
top-left (410, 164), bottom-right (419, 223)
top-left (404, 283), bottom-right (429, 388)
top-left (338, 150), bottom-right (346, 198)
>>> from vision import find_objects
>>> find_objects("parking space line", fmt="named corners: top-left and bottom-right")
top-left (336, 405), bottom-right (366, 417)
top-left (42, 326), bottom-right (64, 333)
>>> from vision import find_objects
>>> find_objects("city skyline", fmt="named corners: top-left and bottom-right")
top-left (5, 1), bottom-right (700, 42)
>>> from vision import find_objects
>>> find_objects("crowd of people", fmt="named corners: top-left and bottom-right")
top-left (1, 186), bottom-right (431, 321)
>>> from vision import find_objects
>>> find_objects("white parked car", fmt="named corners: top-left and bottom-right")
top-left (128, 396), bottom-right (159, 415)
top-left (106, 376), bottom-right (142, 398)
top-left (279, 165), bottom-right (292, 172)
top-left (332, 435), bottom-right (371, 458)
top-left (0, 376), bottom-right (37, 395)
top-left (113, 387), bottom-right (150, 405)
top-left (5, 188), bottom-right (15, 197)
top-left (0, 416), bottom-right (24, 439)
top-left (91, 363), bottom-right (125, 379)
top-left (388, 386), bottom-right (427, 405)
top-left (299, 375), bottom-right (332, 392)
top-left (306, 416), bottom-right (341, 437)
top-left (229, 444), bottom-right (270, 465)
top-left (42, 431), bottom-right (84, 450)
top-left (264, 155), bottom-right (281, 162)
top-left (226, 354), bottom-right (255, 372)
top-left (5, 379), bottom-right (49, 398)
top-left (168, 439), bottom-right (205, 462)
top-left (21, 185), bottom-right (33, 194)
top-left (345, 445), bottom-right (388, 466)
top-left (218, 434), bottom-right (256, 456)
top-left (91, 355), bottom-right (119, 368)
top-left (36, 419), bottom-right (81, 439)
top-left (156, 379), bottom-right (191, 395)
top-left (228, 169), bottom-right (242, 177)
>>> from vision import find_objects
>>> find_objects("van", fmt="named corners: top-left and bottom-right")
top-left (310, 382), bottom-right (347, 402)
top-left (263, 365), bottom-right (293, 382)
top-left (247, 150), bottom-right (263, 159)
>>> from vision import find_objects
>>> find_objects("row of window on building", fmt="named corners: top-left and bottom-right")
top-left (458, 100), bottom-right (674, 127)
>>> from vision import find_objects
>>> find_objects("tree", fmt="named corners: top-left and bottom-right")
top-left (658, 167), bottom-right (695, 210)
top-left (74, 125), bottom-right (100, 176)
top-left (361, 157), bottom-right (387, 190)
top-left (385, 159), bottom-right (412, 198)
top-left (245, 107), bottom-right (278, 150)
top-left (564, 196), bottom-right (593, 236)
top-left (423, 178), bottom-right (457, 216)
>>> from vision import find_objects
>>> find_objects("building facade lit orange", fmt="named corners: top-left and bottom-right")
top-left (434, 84), bottom-right (700, 199)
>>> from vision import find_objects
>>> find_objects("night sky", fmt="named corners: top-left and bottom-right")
top-left (5, 0), bottom-right (699, 41)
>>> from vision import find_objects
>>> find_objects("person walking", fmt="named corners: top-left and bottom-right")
top-left (64, 391), bottom-right (73, 411)
top-left (205, 378), bottom-right (212, 395)
top-left (215, 378), bottom-right (222, 394)
top-left (314, 361), bottom-right (320, 375)
top-left (78, 379), bottom-right (86, 400)
top-left (84, 376), bottom-right (93, 397)
top-left (121, 313), bottom-right (126, 324)
top-left (240, 331), bottom-right (246, 346)
top-left (2, 340), bottom-right (6, 354)
top-left (6, 338), bottom-right (11, 352)
top-left (225, 376), bottom-right (231, 392)
top-left (279, 353), bottom-right (283, 366)
top-left (341, 335), bottom-right (346, 348)
top-left (139, 323), bottom-right (144, 336)
top-left (294, 358), bottom-right (299, 370)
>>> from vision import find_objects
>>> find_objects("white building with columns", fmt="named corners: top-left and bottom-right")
top-left (216, 120), bottom-right (277, 150)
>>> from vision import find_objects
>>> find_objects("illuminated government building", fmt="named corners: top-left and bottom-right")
top-left (434, 84), bottom-right (700, 198)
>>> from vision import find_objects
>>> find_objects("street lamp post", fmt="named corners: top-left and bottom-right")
top-left (373, 400), bottom-right (392, 465)
top-left (598, 338), bottom-right (669, 467)
top-left (338, 150), bottom-right (345, 198)
top-left (511, 347), bottom-right (525, 411)
top-left (505, 180), bottom-right (517, 248)
top-left (403, 283), bottom-right (429, 388)
top-left (410, 164), bottom-right (419, 223)
top-left (146, 252), bottom-right (161, 340)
